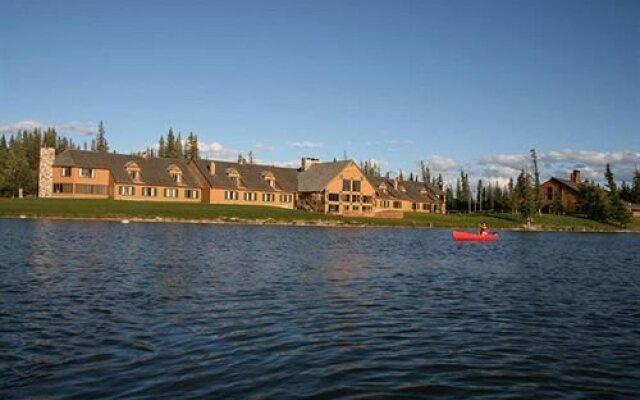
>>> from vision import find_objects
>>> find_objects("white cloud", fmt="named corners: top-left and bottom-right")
top-left (272, 160), bottom-right (299, 168)
top-left (290, 141), bottom-right (323, 148)
top-left (422, 155), bottom-right (457, 172)
top-left (0, 120), bottom-right (96, 136)
top-left (475, 149), bottom-right (640, 184)
top-left (198, 141), bottom-right (238, 161)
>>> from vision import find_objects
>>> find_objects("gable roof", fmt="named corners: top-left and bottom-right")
top-left (193, 159), bottom-right (299, 192)
top-left (545, 177), bottom-right (581, 193)
top-left (297, 160), bottom-right (353, 192)
top-left (53, 150), bottom-right (201, 188)
top-left (366, 176), bottom-right (444, 203)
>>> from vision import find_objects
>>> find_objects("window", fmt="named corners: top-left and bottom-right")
top-left (328, 204), bottom-right (339, 213)
top-left (185, 189), bottom-right (199, 199)
top-left (76, 184), bottom-right (108, 195)
top-left (352, 180), bottom-right (361, 192)
top-left (343, 205), bottom-right (350, 211)
top-left (280, 194), bottom-right (292, 203)
top-left (79, 168), bottom-right (95, 178)
top-left (412, 203), bottom-right (418, 210)
top-left (342, 179), bottom-right (351, 191)
top-left (61, 167), bottom-right (72, 177)
top-left (262, 193), bottom-right (275, 202)
top-left (171, 173), bottom-right (182, 184)
top-left (164, 188), bottom-right (179, 198)
top-left (118, 186), bottom-right (135, 196)
top-left (363, 205), bottom-right (372, 212)
top-left (381, 200), bottom-right (390, 208)
top-left (142, 187), bottom-right (157, 197)
top-left (352, 205), bottom-right (360, 211)
top-left (422, 204), bottom-right (429, 211)
top-left (363, 196), bottom-right (373, 204)
top-left (128, 170), bottom-right (140, 181)
top-left (244, 192), bottom-right (257, 201)
top-left (352, 195), bottom-right (361, 203)
top-left (547, 187), bottom-right (553, 201)
top-left (328, 193), bottom-right (339, 202)
top-left (393, 201), bottom-right (402, 209)
top-left (53, 183), bottom-right (73, 193)
top-left (341, 194), bottom-right (350, 202)
top-left (224, 191), bottom-right (238, 200)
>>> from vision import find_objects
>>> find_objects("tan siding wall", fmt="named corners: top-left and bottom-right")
top-left (51, 166), bottom-right (111, 198)
top-left (209, 188), bottom-right (296, 209)
top-left (323, 163), bottom-right (376, 216)
top-left (113, 185), bottom-right (202, 202)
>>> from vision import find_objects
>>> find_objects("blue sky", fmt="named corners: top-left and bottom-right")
top-left (1, 0), bottom-right (639, 184)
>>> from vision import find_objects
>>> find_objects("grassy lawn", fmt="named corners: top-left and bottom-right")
top-left (1, 198), bottom-right (637, 231)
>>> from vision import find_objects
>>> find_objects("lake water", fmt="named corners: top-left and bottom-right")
top-left (1, 219), bottom-right (639, 399)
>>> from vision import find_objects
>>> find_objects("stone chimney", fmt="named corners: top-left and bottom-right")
top-left (570, 169), bottom-right (581, 183)
top-left (208, 161), bottom-right (216, 175)
top-left (38, 147), bottom-right (55, 198)
top-left (301, 157), bottom-right (320, 171)
top-left (393, 178), bottom-right (399, 190)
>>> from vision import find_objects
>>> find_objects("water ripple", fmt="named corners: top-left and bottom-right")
top-left (1, 220), bottom-right (639, 399)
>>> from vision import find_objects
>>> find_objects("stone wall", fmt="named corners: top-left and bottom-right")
top-left (38, 147), bottom-right (55, 198)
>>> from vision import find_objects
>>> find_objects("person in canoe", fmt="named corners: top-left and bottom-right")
top-left (480, 223), bottom-right (489, 235)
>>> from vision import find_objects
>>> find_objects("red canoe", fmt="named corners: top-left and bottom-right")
top-left (452, 230), bottom-right (499, 242)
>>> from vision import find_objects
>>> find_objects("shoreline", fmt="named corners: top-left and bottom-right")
top-left (2, 215), bottom-right (635, 233)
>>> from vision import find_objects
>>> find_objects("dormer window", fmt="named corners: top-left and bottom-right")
top-left (261, 171), bottom-right (276, 188)
top-left (125, 161), bottom-right (142, 182)
top-left (226, 168), bottom-right (241, 187)
top-left (168, 165), bottom-right (184, 185)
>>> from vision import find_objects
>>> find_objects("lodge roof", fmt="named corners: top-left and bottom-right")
top-left (53, 150), bottom-right (201, 188)
top-left (367, 176), bottom-right (443, 203)
top-left (546, 177), bottom-right (581, 192)
top-left (297, 160), bottom-right (353, 192)
top-left (193, 159), bottom-right (299, 192)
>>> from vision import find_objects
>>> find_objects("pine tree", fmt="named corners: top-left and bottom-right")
top-left (632, 169), bottom-right (640, 203)
top-left (186, 132), bottom-right (199, 160)
top-left (530, 149), bottom-right (541, 214)
top-left (166, 129), bottom-right (177, 158)
top-left (176, 133), bottom-right (183, 159)
top-left (96, 121), bottom-right (109, 152)
top-left (515, 169), bottom-right (535, 222)
top-left (580, 180), bottom-right (609, 222)
top-left (158, 136), bottom-right (166, 158)
top-left (604, 163), bottom-right (631, 227)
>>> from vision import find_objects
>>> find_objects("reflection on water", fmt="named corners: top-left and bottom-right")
top-left (1, 220), bottom-right (640, 399)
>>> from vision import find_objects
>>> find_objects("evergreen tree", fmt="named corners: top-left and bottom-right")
top-left (420, 160), bottom-right (430, 183)
top-left (579, 180), bottom-right (609, 222)
top-left (632, 169), bottom-right (640, 203)
top-left (186, 132), bottom-right (199, 160)
top-left (166, 128), bottom-right (177, 158)
top-left (158, 136), bottom-right (166, 158)
top-left (476, 179), bottom-right (484, 212)
top-left (176, 133), bottom-right (183, 159)
top-left (530, 149), bottom-right (541, 214)
top-left (604, 163), bottom-right (632, 227)
top-left (515, 169), bottom-right (535, 222)
top-left (248, 150), bottom-right (254, 164)
top-left (96, 121), bottom-right (109, 152)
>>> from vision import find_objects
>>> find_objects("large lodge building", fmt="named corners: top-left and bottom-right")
top-left (38, 148), bottom-right (446, 217)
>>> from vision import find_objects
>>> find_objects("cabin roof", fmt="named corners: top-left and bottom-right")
top-left (53, 150), bottom-right (201, 188)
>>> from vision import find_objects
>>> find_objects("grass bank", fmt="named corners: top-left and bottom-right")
top-left (1, 198), bottom-right (638, 231)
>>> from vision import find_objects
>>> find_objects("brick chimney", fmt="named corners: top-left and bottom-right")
top-left (208, 161), bottom-right (216, 175)
top-left (570, 169), bottom-right (581, 183)
top-left (301, 157), bottom-right (319, 171)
